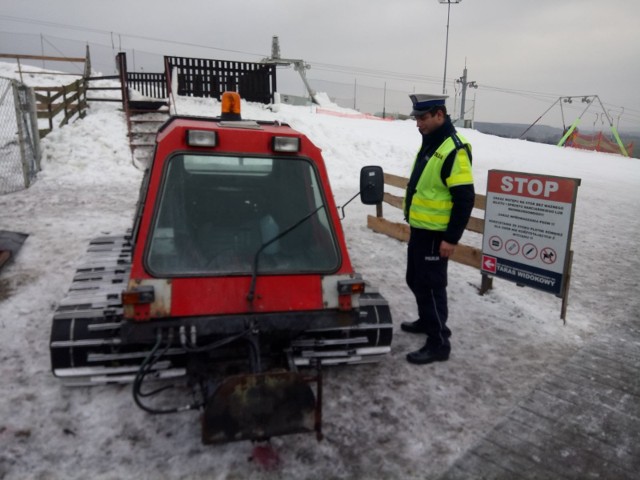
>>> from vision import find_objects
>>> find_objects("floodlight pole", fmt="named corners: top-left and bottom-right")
top-left (439, 0), bottom-right (461, 95)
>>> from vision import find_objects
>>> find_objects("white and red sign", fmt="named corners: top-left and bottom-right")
top-left (481, 170), bottom-right (580, 296)
top-left (482, 255), bottom-right (497, 274)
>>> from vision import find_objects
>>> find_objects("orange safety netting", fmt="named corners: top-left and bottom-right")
top-left (565, 131), bottom-right (634, 156)
top-left (316, 108), bottom-right (393, 121)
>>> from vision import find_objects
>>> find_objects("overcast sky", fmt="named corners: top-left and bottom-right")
top-left (2, 0), bottom-right (639, 131)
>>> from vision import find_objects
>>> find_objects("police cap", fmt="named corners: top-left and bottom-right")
top-left (409, 93), bottom-right (448, 116)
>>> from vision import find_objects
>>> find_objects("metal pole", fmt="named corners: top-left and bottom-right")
top-left (595, 96), bottom-right (629, 157)
top-left (471, 89), bottom-right (477, 127)
top-left (439, 1), bottom-right (461, 95)
top-left (353, 78), bottom-right (357, 110)
top-left (442, 1), bottom-right (451, 94)
top-left (520, 98), bottom-right (560, 138)
top-left (459, 65), bottom-right (467, 120)
top-left (40, 34), bottom-right (45, 69)
top-left (383, 82), bottom-right (387, 119)
top-left (12, 81), bottom-right (30, 188)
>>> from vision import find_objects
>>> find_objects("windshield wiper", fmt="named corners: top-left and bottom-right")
top-left (246, 205), bottom-right (325, 305)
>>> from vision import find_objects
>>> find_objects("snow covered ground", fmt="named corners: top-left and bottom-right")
top-left (1, 64), bottom-right (639, 479)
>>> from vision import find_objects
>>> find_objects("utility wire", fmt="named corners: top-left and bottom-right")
top-left (3, 15), bottom-right (639, 127)
top-left (40, 36), bottom-right (84, 73)
top-left (0, 14), bottom-right (266, 59)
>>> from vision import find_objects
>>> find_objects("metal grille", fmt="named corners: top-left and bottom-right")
top-left (0, 77), bottom-right (41, 195)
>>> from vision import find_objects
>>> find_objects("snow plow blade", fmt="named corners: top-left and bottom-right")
top-left (201, 371), bottom-right (317, 444)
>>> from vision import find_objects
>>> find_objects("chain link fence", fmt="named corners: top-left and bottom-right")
top-left (0, 77), bottom-right (41, 195)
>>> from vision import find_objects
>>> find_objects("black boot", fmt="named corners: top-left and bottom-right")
top-left (406, 344), bottom-right (450, 365)
top-left (400, 320), bottom-right (427, 334)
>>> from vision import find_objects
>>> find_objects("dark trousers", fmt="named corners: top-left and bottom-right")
top-left (406, 228), bottom-right (451, 348)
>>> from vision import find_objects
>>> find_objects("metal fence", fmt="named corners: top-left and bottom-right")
top-left (0, 77), bottom-right (41, 195)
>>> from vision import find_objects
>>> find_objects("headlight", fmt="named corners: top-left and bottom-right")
top-left (186, 130), bottom-right (217, 147)
top-left (272, 136), bottom-right (300, 152)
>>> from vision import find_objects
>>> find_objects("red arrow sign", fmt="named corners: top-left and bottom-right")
top-left (482, 255), bottom-right (497, 273)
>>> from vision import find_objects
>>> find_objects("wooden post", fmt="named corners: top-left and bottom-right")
top-left (62, 84), bottom-right (68, 126)
top-left (376, 201), bottom-right (383, 218)
top-left (78, 79), bottom-right (87, 119)
top-left (16, 58), bottom-right (24, 83)
top-left (83, 45), bottom-right (92, 79)
top-left (46, 91), bottom-right (53, 133)
top-left (560, 250), bottom-right (574, 323)
top-left (479, 274), bottom-right (493, 295)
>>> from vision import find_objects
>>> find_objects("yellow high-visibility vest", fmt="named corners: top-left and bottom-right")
top-left (406, 134), bottom-right (473, 231)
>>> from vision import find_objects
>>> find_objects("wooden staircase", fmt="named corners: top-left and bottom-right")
top-left (86, 50), bottom-right (278, 169)
top-left (125, 101), bottom-right (170, 168)
top-left (86, 73), bottom-right (170, 169)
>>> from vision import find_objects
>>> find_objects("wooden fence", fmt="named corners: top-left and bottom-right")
top-left (127, 72), bottom-right (167, 99)
top-left (367, 172), bottom-right (493, 293)
top-left (0, 52), bottom-right (89, 81)
top-left (33, 79), bottom-right (87, 138)
top-left (0, 51), bottom-right (90, 138)
top-left (165, 56), bottom-right (276, 104)
top-left (84, 74), bottom-right (121, 103)
top-left (106, 52), bottom-right (277, 108)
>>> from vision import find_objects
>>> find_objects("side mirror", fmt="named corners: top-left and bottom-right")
top-left (360, 166), bottom-right (384, 205)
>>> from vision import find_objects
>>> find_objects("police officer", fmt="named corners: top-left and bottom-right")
top-left (402, 94), bottom-right (475, 364)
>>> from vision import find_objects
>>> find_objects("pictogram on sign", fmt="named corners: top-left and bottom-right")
top-left (523, 243), bottom-right (538, 260)
top-left (540, 247), bottom-right (557, 264)
top-left (489, 236), bottom-right (502, 251)
top-left (505, 239), bottom-right (520, 256)
top-left (482, 255), bottom-right (497, 274)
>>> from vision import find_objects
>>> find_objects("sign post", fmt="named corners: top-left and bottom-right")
top-left (481, 170), bottom-right (580, 320)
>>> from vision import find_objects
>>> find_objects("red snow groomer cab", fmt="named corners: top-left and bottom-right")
top-left (50, 92), bottom-right (392, 443)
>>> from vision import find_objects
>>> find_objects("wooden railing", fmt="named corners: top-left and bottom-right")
top-left (366, 172), bottom-right (493, 292)
top-left (127, 72), bottom-right (167, 99)
top-left (0, 52), bottom-right (89, 81)
top-left (1, 51), bottom-right (90, 138)
top-left (33, 79), bottom-right (87, 138)
top-left (85, 74), bottom-right (122, 103)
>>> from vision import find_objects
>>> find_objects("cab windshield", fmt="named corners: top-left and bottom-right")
top-left (146, 154), bottom-right (340, 276)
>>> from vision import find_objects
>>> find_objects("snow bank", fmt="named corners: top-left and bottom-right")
top-left (1, 62), bottom-right (639, 479)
